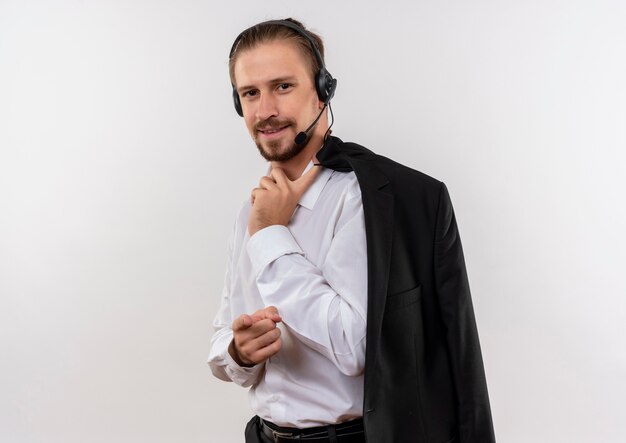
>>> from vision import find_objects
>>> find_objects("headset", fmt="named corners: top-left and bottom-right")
top-left (228, 20), bottom-right (337, 117)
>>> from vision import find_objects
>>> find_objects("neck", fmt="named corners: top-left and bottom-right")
top-left (271, 124), bottom-right (327, 180)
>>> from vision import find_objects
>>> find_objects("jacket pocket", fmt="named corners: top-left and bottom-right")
top-left (385, 284), bottom-right (422, 311)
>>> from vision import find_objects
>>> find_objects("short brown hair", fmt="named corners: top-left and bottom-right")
top-left (228, 18), bottom-right (325, 87)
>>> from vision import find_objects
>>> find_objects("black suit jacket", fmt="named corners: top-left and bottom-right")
top-left (316, 136), bottom-right (495, 443)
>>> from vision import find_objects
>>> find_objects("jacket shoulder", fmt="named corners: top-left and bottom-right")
top-left (338, 139), bottom-right (443, 197)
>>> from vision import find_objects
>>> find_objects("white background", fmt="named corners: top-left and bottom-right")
top-left (1, 1), bottom-right (625, 442)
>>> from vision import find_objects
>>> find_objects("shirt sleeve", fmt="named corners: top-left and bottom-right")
top-left (246, 192), bottom-right (367, 377)
top-left (207, 224), bottom-right (264, 388)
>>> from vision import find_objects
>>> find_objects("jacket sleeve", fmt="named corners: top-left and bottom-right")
top-left (434, 182), bottom-right (496, 443)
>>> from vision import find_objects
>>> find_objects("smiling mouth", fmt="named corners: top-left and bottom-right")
top-left (258, 125), bottom-right (289, 137)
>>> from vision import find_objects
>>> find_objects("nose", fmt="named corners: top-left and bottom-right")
top-left (256, 91), bottom-right (278, 121)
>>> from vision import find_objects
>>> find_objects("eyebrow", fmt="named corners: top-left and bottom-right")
top-left (237, 76), bottom-right (298, 94)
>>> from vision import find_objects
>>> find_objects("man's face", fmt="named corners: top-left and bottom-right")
top-left (233, 39), bottom-right (322, 162)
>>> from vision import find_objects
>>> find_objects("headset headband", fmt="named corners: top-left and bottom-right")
top-left (229, 20), bottom-right (326, 70)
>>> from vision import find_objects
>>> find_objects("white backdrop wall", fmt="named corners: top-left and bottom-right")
top-left (1, 1), bottom-right (625, 442)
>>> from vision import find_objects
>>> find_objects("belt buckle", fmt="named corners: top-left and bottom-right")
top-left (272, 429), bottom-right (296, 442)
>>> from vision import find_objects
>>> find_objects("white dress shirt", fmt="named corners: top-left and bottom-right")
top-left (208, 162), bottom-right (368, 428)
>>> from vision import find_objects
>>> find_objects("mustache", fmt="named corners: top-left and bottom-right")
top-left (254, 117), bottom-right (295, 131)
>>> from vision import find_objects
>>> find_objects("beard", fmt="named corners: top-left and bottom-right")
top-left (253, 117), bottom-right (309, 162)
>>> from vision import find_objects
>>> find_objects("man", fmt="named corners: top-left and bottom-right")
top-left (208, 18), bottom-right (495, 443)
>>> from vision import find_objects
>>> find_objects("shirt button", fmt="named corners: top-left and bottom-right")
top-left (271, 394), bottom-right (279, 402)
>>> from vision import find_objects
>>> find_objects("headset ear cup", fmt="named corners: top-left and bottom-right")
top-left (315, 72), bottom-right (326, 104)
top-left (316, 68), bottom-right (336, 104)
top-left (327, 77), bottom-right (337, 102)
top-left (232, 86), bottom-right (243, 117)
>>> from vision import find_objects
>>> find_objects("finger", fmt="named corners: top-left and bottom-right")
top-left (263, 305), bottom-right (282, 322)
top-left (293, 165), bottom-right (321, 194)
top-left (238, 318), bottom-right (276, 339)
top-left (232, 314), bottom-right (253, 331)
top-left (269, 167), bottom-right (289, 187)
top-left (251, 306), bottom-right (281, 323)
top-left (250, 312), bottom-right (279, 324)
top-left (235, 323), bottom-right (281, 364)
top-left (247, 318), bottom-right (278, 335)
top-left (249, 337), bottom-right (282, 363)
top-left (250, 187), bottom-right (264, 204)
top-left (259, 176), bottom-right (278, 190)
top-left (252, 311), bottom-right (281, 323)
top-left (251, 327), bottom-right (281, 350)
top-left (250, 313), bottom-right (265, 323)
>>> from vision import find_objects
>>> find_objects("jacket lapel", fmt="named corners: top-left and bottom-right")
top-left (350, 158), bottom-right (394, 352)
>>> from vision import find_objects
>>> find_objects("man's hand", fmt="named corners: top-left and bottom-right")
top-left (229, 306), bottom-right (283, 367)
top-left (248, 166), bottom-right (320, 236)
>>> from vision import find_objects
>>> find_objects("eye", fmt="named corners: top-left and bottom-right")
top-left (277, 83), bottom-right (292, 91)
top-left (242, 89), bottom-right (258, 98)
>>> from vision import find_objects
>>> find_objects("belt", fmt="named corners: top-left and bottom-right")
top-left (260, 417), bottom-right (365, 443)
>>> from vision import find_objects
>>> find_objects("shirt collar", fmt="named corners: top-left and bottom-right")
top-left (298, 161), bottom-right (333, 210)
top-left (265, 160), bottom-right (333, 211)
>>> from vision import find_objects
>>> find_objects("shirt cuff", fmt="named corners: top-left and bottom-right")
top-left (209, 330), bottom-right (264, 386)
top-left (223, 347), bottom-right (264, 385)
top-left (246, 225), bottom-right (303, 276)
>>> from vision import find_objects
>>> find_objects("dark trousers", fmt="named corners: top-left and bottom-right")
top-left (244, 416), bottom-right (366, 443)
top-left (244, 416), bottom-right (264, 443)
